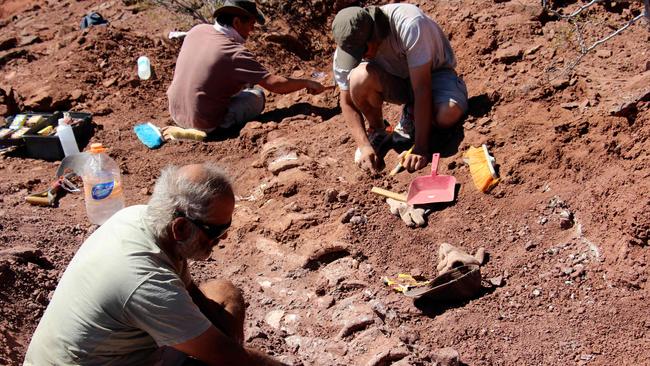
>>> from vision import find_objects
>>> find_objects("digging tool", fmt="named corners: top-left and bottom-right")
top-left (370, 187), bottom-right (406, 202)
top-left (25, 173), bottom-right (78, 207)
top-left (389, 145), bottom-right (414, 176)
top-left (406, 153), bottom-right (456, 205)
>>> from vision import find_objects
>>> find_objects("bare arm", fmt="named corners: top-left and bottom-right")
top-left (403, 62), bottom-right (433, 172)
top-left (340, 89), bottom-right (382, 172)
top-left (340, 90), bottom-right (370, 148)
top-left (177, 282), bottom-right (285, 365)
top-left (171, 326), bottom-right (285, 366)
top-left (259, 74), bottom-right (324, 95)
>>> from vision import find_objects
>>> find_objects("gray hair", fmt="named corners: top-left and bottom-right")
top-left (145, 163), bottom-right (233, 241)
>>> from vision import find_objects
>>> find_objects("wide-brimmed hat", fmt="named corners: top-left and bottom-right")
top-left (213, 0), bottom-right (266, 25)
top-left (404, 265), bottom-right (482, 302)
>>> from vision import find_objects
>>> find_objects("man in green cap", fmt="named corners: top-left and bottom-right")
top-left (332, 4), bottom-right (468, 173)
top-left (167, 0), bottom-right (325, 135)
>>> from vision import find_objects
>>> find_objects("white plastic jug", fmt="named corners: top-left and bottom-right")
top-left (82, 143), bottom-right (125, 225)
top-left (137, 56), bottom-right (151, 80)
top-left (56, 113), bottom-right (79, 157)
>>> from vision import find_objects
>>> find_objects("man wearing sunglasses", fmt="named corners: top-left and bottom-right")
top-left (332, 4), bottom-right (468, 174)
top-left (26, 163), bottom-right (285, 365)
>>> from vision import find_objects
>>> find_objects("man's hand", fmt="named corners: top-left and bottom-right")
top-left (402, 151), bottom-right (429, 172)
top-left (356, 145), bottom-right (384, 173)
top-left (304, 80), bottom-right (325, 95)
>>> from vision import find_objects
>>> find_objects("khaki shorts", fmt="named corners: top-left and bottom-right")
top-left (363, 62), bottom-right (469, 113)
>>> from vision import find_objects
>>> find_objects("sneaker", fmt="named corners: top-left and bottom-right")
top-left (393, 103), bottom-right (414, 144)
top-left (354, 128), bottom-right (390, 164)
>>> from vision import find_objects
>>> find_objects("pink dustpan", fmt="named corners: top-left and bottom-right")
top-left (407, 153), bottom-right (456, 205)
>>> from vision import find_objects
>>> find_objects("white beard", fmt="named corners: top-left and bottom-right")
top-left (176, 227), bottom-right (212, 261)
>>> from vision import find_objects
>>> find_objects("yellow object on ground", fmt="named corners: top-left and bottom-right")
top-left (161, 126), bottom-right (207, 141)
top-left (383, 273), bottom-right (431, 293)
top-left (464, 144), bottom-right (499, 192)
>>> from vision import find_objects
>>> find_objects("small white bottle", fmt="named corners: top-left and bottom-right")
top-left (82, 143), bottom-right (125, 225)
top-left (56, 113), bottom-right (79, 157)
top-left (137, 56), bottom-right (151, 80)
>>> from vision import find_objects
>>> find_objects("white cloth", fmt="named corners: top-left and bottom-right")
top-left (333, 3), bottom-right (457, 90)
top-left (214, 21), bottom-right (245, 44)
top-left (24, 205), bottom-right (211, 366)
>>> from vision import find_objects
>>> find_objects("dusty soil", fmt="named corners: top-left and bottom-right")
top-left (1, 0), bottom-right (649, 365)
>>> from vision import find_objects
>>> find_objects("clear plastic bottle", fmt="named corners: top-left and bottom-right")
top-left (82, 143), bottom-right (125, 225)
top-left (56, 113), bottom-right (79, 157)
top-left (137, 56), bottom-right (151, 80)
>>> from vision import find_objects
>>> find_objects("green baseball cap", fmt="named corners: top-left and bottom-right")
top-left (332, 7), bottom-right (374, 70)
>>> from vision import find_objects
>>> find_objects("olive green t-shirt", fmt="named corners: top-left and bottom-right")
top-left (24, 205), bottom-right (211, 365)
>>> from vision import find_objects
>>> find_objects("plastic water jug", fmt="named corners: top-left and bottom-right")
top-left (82, 143), bottom-right (125, 225)
top-left (137, 56), bottom-right (151, 80)
top-left (56, 113), bottom-right (79, 157)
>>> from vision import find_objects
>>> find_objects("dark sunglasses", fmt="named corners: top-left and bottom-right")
top-left (175, 211), bottom-right (231, 240)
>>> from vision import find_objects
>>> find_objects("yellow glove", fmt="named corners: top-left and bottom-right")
top-left (161, 126), bottom-right (207, 141)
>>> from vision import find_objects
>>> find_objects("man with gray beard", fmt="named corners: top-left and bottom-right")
top-left (25, 163), bottom-right (284, 365)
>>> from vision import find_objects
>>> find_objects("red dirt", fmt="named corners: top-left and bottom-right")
top-left (1, 0), bottom-right (649, 365)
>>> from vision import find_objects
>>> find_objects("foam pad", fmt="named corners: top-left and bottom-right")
top-left (134, 123), bottom-right (164, 149)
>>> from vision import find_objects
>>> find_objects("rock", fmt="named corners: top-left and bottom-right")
top-left (267, 154), bottom-right (302, 174)
top-left (431, 347), bottom-right (460, 366)
top-left (264, 309), bottom-right (285, 330)
top-left (0, 36), bottom-right (17, 51)
top-left (316, 295), bottom-right (335, 309)
top-left (596, 49), bottom-right (612, 58)
top-left (94, 104), bottom-right (113, 116)
top-left (488, 276), bottom-right (504, 287)
top-left (339, 208), bottom-right (356, 223)
top-left (0, 85), bottom-right (21, 116)
top-left (366, 348), bottom-right (409, 366)
top-left (550, 77), bottom-right (570, 90)
top-left (24, 87), bottom-right (53, 110)
top-left (561, 267), bottom-right (574, 275)
top-left (337, 191), bottom-right (349, 202)
top-left (532, 288), bottom-right (542, 297)
top-left (560, 102), bottom-right (579, 109)
top-left (349, 215), bottom-right (367, 225)
top-left (302, 243), bottom-right (350, 270)
top-left (338, 317), bottom-right (375, 338)
top-left (69, 89), bottom-right (84, 101)
top-left (0, 246), bottom-right (45, 264)
top-left (245, 326), bottom-right (267, 342)
top-left (0, 49), bottom-right (27, 67)
top-left (559, 210), bottom-right (574, 229)
top-left (524, 44), bottom-right (541, 56)
top-left (571, 264), bottom-right (585, 278)
top-left (494, 45), bottom-right (523, 64)
top-left (18, 35), bottom-right (41, 47)
top-left (325, 188), bottom-right (338, 203)
top-left (102, 77), bottom-right (118, 88)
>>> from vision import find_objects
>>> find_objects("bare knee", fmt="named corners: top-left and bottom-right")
top-left (349, 63), bottom-right (382, 102)
top-left (435, 102), bottom-right (464, 128)
top-left (199, 280), bottom-right (245, 318)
